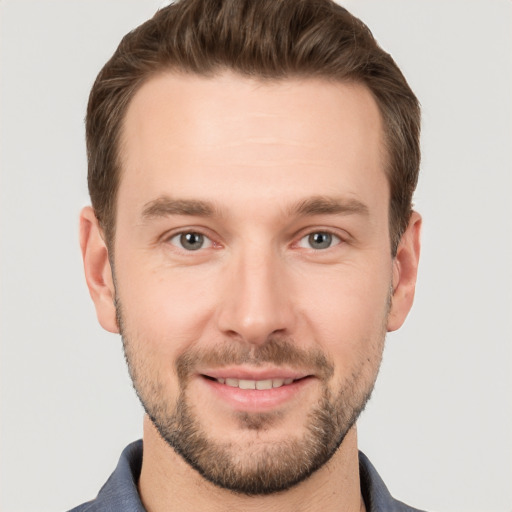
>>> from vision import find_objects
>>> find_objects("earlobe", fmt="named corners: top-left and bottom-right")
top-left (387, 211), bottom-right (422, 332)
top-left (79, 206), bottom-right (119, 333)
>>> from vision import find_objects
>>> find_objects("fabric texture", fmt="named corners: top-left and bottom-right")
top-left (68, 440), bottom-right (426, 512)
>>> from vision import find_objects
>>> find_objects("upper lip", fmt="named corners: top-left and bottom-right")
top-left (199, 367), bottom-right (312, 381)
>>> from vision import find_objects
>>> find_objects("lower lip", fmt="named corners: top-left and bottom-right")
top-left (199, 376), bottom-right (315, 412)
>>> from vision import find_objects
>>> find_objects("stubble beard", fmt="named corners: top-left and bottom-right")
top-left (117, 305), bottom-right (386, 496)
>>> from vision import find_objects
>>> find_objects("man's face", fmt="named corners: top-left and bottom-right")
top-left (105, 72), bottom-right (402, 493)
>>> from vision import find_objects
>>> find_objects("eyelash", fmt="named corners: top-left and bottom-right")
top-left (164, 227), bottom-right (345, 254)
top-left (296, 231), bottom-right (343, 250)
top-left (166, 230), bottom-right (216, 252)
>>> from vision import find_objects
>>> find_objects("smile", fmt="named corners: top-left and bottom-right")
top-left (198, 372), bottom-right (315, 411)
top-left (213, 377), bottom-right (296, 390)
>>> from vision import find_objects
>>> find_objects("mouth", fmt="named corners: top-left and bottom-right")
top-left (197, 369), bottom-right (315, 412)
top-left (202, 375), bottom-right (305, 390)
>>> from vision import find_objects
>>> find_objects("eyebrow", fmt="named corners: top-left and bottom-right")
top-left (290, 196), bottom-right (369, 217)
top-left (141, 197), bottom-right (219, 220)
top-left (141, 195), bottom-right (369, 221)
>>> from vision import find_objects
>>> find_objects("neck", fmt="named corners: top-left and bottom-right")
top-left (138, 416), bottom-right (365, 512)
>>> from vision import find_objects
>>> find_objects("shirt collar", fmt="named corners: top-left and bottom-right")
top-left (74, 440), bottom-right (424, 512)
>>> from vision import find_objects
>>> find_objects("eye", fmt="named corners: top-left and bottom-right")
top-left (168, 232), bottom-right (213, 251)
top-left (298, 231), bottom-right (341, 250)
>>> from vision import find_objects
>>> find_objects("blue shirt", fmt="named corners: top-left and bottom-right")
top-left (68, 440), bottom-right (426, 512)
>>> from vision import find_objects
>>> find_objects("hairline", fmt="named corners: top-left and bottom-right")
top-left (105, 68), bottom-right (396, 256)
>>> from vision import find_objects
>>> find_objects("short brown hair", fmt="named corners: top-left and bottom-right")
top-left (86, 0), bottom-right (420, 254)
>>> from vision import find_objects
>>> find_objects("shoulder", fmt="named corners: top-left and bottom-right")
top-left (66, 440), bottom-right (145, 512)
top-left (359, 451), bottom-right (427, 512)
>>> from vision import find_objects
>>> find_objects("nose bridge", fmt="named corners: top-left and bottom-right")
top-left (217, 240), bottom-right (293, 344)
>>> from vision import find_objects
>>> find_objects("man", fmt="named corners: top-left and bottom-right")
top-left (74, 0), bottom-right (422, 510)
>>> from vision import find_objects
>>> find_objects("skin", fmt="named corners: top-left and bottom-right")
top-left (80, 72), bottom-right (421, 512)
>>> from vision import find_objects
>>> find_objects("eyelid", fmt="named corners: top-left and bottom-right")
top-left (159, 225), bottom-right (349, 252)
top-left (169, 232), bottom-right (212, 250)
top-left (293, 227), bottom-right (348, 250)
top-left (161, 227), bottom-right (219, 252)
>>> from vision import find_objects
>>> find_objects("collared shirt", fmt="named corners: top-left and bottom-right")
top-left (68, 440), bottom-right (426, 512)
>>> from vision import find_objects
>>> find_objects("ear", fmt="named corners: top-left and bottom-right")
top-left (79, 206), bottom-right (119, 333)
top-left (387, 211), bottom-right (422, 332)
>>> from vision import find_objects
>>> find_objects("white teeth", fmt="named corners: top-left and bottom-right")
top-left (256, 379), bottom-right (273, 390)
top-left (216, 377), bottom-right (295, 389)
top-left (239, 379), bottom-right (256, 390)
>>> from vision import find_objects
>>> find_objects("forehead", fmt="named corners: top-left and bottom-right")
top-left (118, 71), bottom-right (387, 215)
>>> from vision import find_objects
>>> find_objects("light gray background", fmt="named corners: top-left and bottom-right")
top-left (1, 1), bottom-right (511, 511)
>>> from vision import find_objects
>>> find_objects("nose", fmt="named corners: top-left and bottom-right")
top-left (216, 245), bottom-right (296, 346)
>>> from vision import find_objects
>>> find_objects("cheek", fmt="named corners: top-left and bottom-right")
top-left (115, 259), bottom-right (219, 355)
top-left (295, 261), bottom-right (391, 361)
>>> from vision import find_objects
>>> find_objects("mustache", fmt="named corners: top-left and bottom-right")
top-left (175, 336), bottom-right (335, 383)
